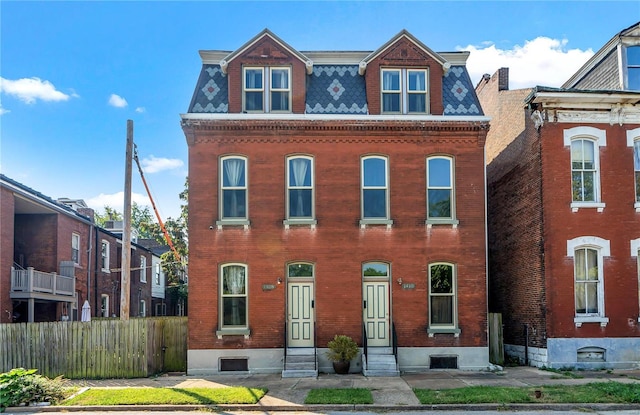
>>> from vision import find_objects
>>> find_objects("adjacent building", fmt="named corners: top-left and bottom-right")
top-left (476, 22), bottom-right (640, 368)
top-left (182, 29), bottom-right (490, 375)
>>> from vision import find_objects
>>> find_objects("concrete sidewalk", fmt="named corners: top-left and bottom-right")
top-left (10, 366), bottom-right (640, 412)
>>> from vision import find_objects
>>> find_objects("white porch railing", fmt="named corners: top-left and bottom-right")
top-left (11, 267), bottom-right (75, 297)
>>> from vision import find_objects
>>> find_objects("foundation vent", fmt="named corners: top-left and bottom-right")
top-left (220, 357), bottom-right (249, 371)
top-left (429, 355), bottom-right (458, 369)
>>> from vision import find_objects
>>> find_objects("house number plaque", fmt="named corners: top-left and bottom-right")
top-left (402, 283), bottom-right (416, 290)
top-left (262, 284), bottom-right (276, 291)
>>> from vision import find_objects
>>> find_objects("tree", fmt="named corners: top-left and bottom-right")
top-left (94, 206), bottom-right (123, 227)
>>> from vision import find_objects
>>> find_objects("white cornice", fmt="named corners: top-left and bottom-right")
top-left (180, 113), bottom-right (490, 123)
top-left (301, 51), bottom-right (369, 65)
top-left (531, 91), bottom-right (640, 108)
top-left (199, 51), bottom-right (232, 64)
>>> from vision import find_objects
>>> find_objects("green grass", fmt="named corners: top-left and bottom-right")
top-left (304, 388), bottom-right (373, 404)
top-left (541, 367), bottom-right (584, 379)
top-left (61, 387), bottom-right (267, 406)
top-left (414, 382), bottom-right (640, 404)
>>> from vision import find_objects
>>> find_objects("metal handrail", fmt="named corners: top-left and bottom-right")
top-left (283, 321), bottom-right (288, 371)
top-left (314, 324), bottom-right (317, 371)
top-left (362, 323), bottom-right (368, 367)
top-left (392, 322), bottom-right (398, 362)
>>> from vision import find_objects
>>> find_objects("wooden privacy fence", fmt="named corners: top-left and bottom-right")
top-left (0, 317), bottom-right (187, 379)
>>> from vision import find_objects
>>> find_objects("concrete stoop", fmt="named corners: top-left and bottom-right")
top-left (282, 348), bottom-right (318, 378)
top-left (363, 348), bottom-right (400, 377)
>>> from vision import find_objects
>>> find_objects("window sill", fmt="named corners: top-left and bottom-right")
top-left (215, 220), bottom-right (250, 230)
top-left (574, 316), bottom-right (609, 327)
top-left (426, 219), bottom-right (459, 229)
top-left (359, 219), bottom-right (393, 229)
top-left (283, 219), bottom-right (317, 229)
top-left (427, 328), bottom-right (461, 337)
top-left (216, 329), bottom-right (251, 339)
top-left (101, 269), bottom-right (110, 274)
top-left (571, 202), bottom-right (605, 213)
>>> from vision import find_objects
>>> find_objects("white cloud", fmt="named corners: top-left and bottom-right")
top-left (135, 107), bottom-right (145, 113)
top-left (141, 155), bottom-right (184, 174)
top-left (0, 106), bottom-right (9, 115)
top-left (459, 37), bottom-right (594, 90)
top-left (0, 77), bottom-right (74, 104)
top-left (86, 191), bottom-right (150, 213)
top-left (108, 94), bottom-right (128, 108)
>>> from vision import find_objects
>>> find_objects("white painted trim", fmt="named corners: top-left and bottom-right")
top-left (181, 113), bottom-right (490, 122)
top-left (563, 126), bottom-right (607, 147)
top-left (566, 236), bottom-right (611, 256)
top-left (626, 128), bottom-right (640, 146)
top-left (570, 202), bottom-right (605, 213)
top-left (630, 238), bottom-right (640, 257)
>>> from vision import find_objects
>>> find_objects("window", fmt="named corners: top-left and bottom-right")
top-left (362, 262), bottom-right (389, 278)
top-left (140, 256), bottom-right (147, 283)
top-left (139, 299), bottom-right (146, 317)
top-left (635, 139), bottom-right (640, 202)
top-left (427, 156), bottom-right (458, 225)
top-left (564, 127), bottom-right (606, 212)
top-left (72, 233), bottom-right (80, 264)
top-left (219, 156), bottom-right (248, 223)
top-left (631, 238), bottom-right (640, 323)
top-left (155, 263), bottom-right (161, 285)
top-left (626, 45), bottom-right (640, 90)
top-left (155, 303), bottom-right (166, 316)
top-left (286, 156), bottom-right (315, 224)
top-left (288, 262), bottom-right (314, 278)
top-left (220, 264), bottom-right (248, 331)
top-left (427, 263), bottom-right (459, 335)
top-left (101, 241), bottom-right (110, 272)
top-left (101, 294), bottom-right (109, 317)
top-left (244, 66), bottom-right (291, 112)
top-left (567, 236), bottom-right (609, 326)
top-left (381, 68), bottom-right (428, 114)
top-left (361, 156), bottom-right (391, 225)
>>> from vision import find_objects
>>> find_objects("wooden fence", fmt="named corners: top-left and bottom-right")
top-left (488, 312), bottom-right (504, 366)
top-left (0, 317), bottom-right (187, 379)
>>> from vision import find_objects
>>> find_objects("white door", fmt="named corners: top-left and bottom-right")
top-left (287, 281), bottom-right (314, 347)
top-left (363, 281), bottom-right (390, 347)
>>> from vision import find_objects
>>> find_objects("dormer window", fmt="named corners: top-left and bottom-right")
top-left (381, 68), bottom-right (428, 114)
top-left (626, 46), bottom-right (640, 90)
top-left (243, 66), bottom-right (291, 112)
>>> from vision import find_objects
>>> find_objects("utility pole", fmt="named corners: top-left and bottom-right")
top-left (120, 120), bottom-right (133, 320)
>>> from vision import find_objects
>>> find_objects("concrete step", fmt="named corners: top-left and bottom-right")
top-left (283, 349), bottom-right (317, 378)
top-left (286, 347), bottom-right (316, 355)
top-left (282, 369), bottom-right (318, 378)
top-left (363, 352), bottom-right (399, 377)
top-left (366, 347), bottom-right (393, 355)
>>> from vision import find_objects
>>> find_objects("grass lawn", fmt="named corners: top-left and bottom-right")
top-left (304, 388), bottom-right (373, 404)
top-left (414, 382), bottom-right (640, 404)
top-left (61, 387), bottom-right (267, 406)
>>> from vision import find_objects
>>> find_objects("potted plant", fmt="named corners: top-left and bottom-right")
top-left (326, 334), bottom-right (359, 374)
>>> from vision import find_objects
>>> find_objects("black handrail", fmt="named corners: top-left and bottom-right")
top-left (314, 324), bottom-right (317, 371)
top-left (283, 321), bottom-right (288, 371)
top-left (392, 322), bottom-right (398, 362)
top-left (362, 323), bottom-right (368, 367)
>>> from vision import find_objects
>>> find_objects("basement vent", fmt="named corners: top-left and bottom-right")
top-left (429, 355), bottom-right (458, 369)
top-left (220, 358), bottom-right (248, 372)
top-left (577, 347), bottom-right (606, 362)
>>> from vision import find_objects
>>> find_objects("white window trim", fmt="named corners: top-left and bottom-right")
top-left (426, 155), bottom-right (459, 227)
top-left (139, 299), bottom-right (146, 317)
top-left (381, 68), bottom-right (429, 114)
top-left (621, 43), bottom-right (640, 90)
top-left (567, 236), bottom-right (610, 327)
top-left (564, 126), bottom-right (607, 212)
top-left (243, 66), bottom-right (291, 113)
top-left (217, 263), bottom-right (250, 338)
top-left (626, 128), bottom-right (640, 212)
top-left (217, 155), bottom-right (250, 228)
top-left (140, 256), bottom-right (147, 283)
top-left (101, 294), bottom-right (109, 317)
top-left (427, 262), bottom-right (460, 336)
top-left (101, 240), bottom-right (110, 272)
top-left (284, 155), bottom-right (316, 227)
top-left (360, 155), bottom-right (393, 227)
top-left (631, 238), bottom-right (640, 322)
top-left (72, 233), bottom-right (80, 265)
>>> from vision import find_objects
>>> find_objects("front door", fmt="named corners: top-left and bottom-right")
top-left (363, 281), bottom-right (390, 347)
top-left (287, 281), bottom-right (314, 347)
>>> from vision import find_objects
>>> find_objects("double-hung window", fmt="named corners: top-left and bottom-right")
top-left (426, 156), bottom-right (458, 225)
top-left (565, 127), bottom-right (606, 212)
top-left (243, 66), bottom-right (291, 112)
top-left (219, 156), bottom-right (248, 225)
top-left (381, 68), bottom-right (428, 114)
top-left (72, 233), bottom-right (80, 264)
top-left (567, 236), bottom-right (609, 326)
top-left (101, 241), bottom-right (110, 272)
top-left (140, 255), bottom-right (147, 283)
top-left (155, 263), bottom-right (161, 285)
top-left (361, 156), bottom-right (392, 226)
top-left (626, 45), bottom-right (640, 90)
top-left (627, 129), bottom-right (640, 211)
top-left (427, 263), bottom-right (459, 335)
top-left (218, 264), bottom-right (249, 336)
top-left (101, 294), bottom-right (109, 317)
top-left (285, 155), bottom-right (315, 226)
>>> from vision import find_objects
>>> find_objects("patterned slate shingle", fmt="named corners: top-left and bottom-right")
top-left (305, 65), bottom-right (368, 114)
top-left (189, 65), bottom-right (229, 113)
top-left (442, 66), bottom-right (483, 115)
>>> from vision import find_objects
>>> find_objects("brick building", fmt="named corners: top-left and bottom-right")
top-left (1, 175), bottom-right (153, 322)
top-left (476, 22), bottom-right (640, 368)
top-left (182, 29), bottom-right (490, 376)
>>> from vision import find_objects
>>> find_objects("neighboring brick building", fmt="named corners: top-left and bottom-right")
top-left (477, 22), bottom-right (640, 368)
top-left (1, 175), bottom-right (153, 322)
top-left (182, 29), bottom-right (490, 376)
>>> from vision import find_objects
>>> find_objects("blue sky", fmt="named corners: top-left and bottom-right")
top-left (2, 1), bottom-right (640, 220)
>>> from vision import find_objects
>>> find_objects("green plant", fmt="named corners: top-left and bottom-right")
top-left (0, 368), bottom-right (69, 412)
top-left (305, 388), bottom-right (373, 404)
top-left (326, 335), bottom-right (359, 362)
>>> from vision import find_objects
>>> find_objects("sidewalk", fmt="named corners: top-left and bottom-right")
top-left (11, 366), bottom-right (640, 412)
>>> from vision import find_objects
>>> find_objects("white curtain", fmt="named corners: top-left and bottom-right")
top-left (224, 159), bottom-right (244, 217)
top-left (291, 158), bottom-right (308, 216)
top-left (225, 266), bottom-right (245, 295)
top-left (634, 140), bottom-right (640, 170)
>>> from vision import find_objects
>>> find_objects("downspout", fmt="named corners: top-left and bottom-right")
top-left (86, 222), bottom-right (93, 311)
top-left (94, 226), bottom-right (100, 316)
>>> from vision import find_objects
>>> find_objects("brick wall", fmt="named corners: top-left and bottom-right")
top-left (186, 119), bottom-right (488, 350)
top-left (0, 187), bottom-right (15, 323)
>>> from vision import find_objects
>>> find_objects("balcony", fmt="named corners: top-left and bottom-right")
top-left (11, 267), bottom-right (75, 300)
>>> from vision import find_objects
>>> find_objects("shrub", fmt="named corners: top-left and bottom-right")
top-left (0, 368), bottom-right (68, 411)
